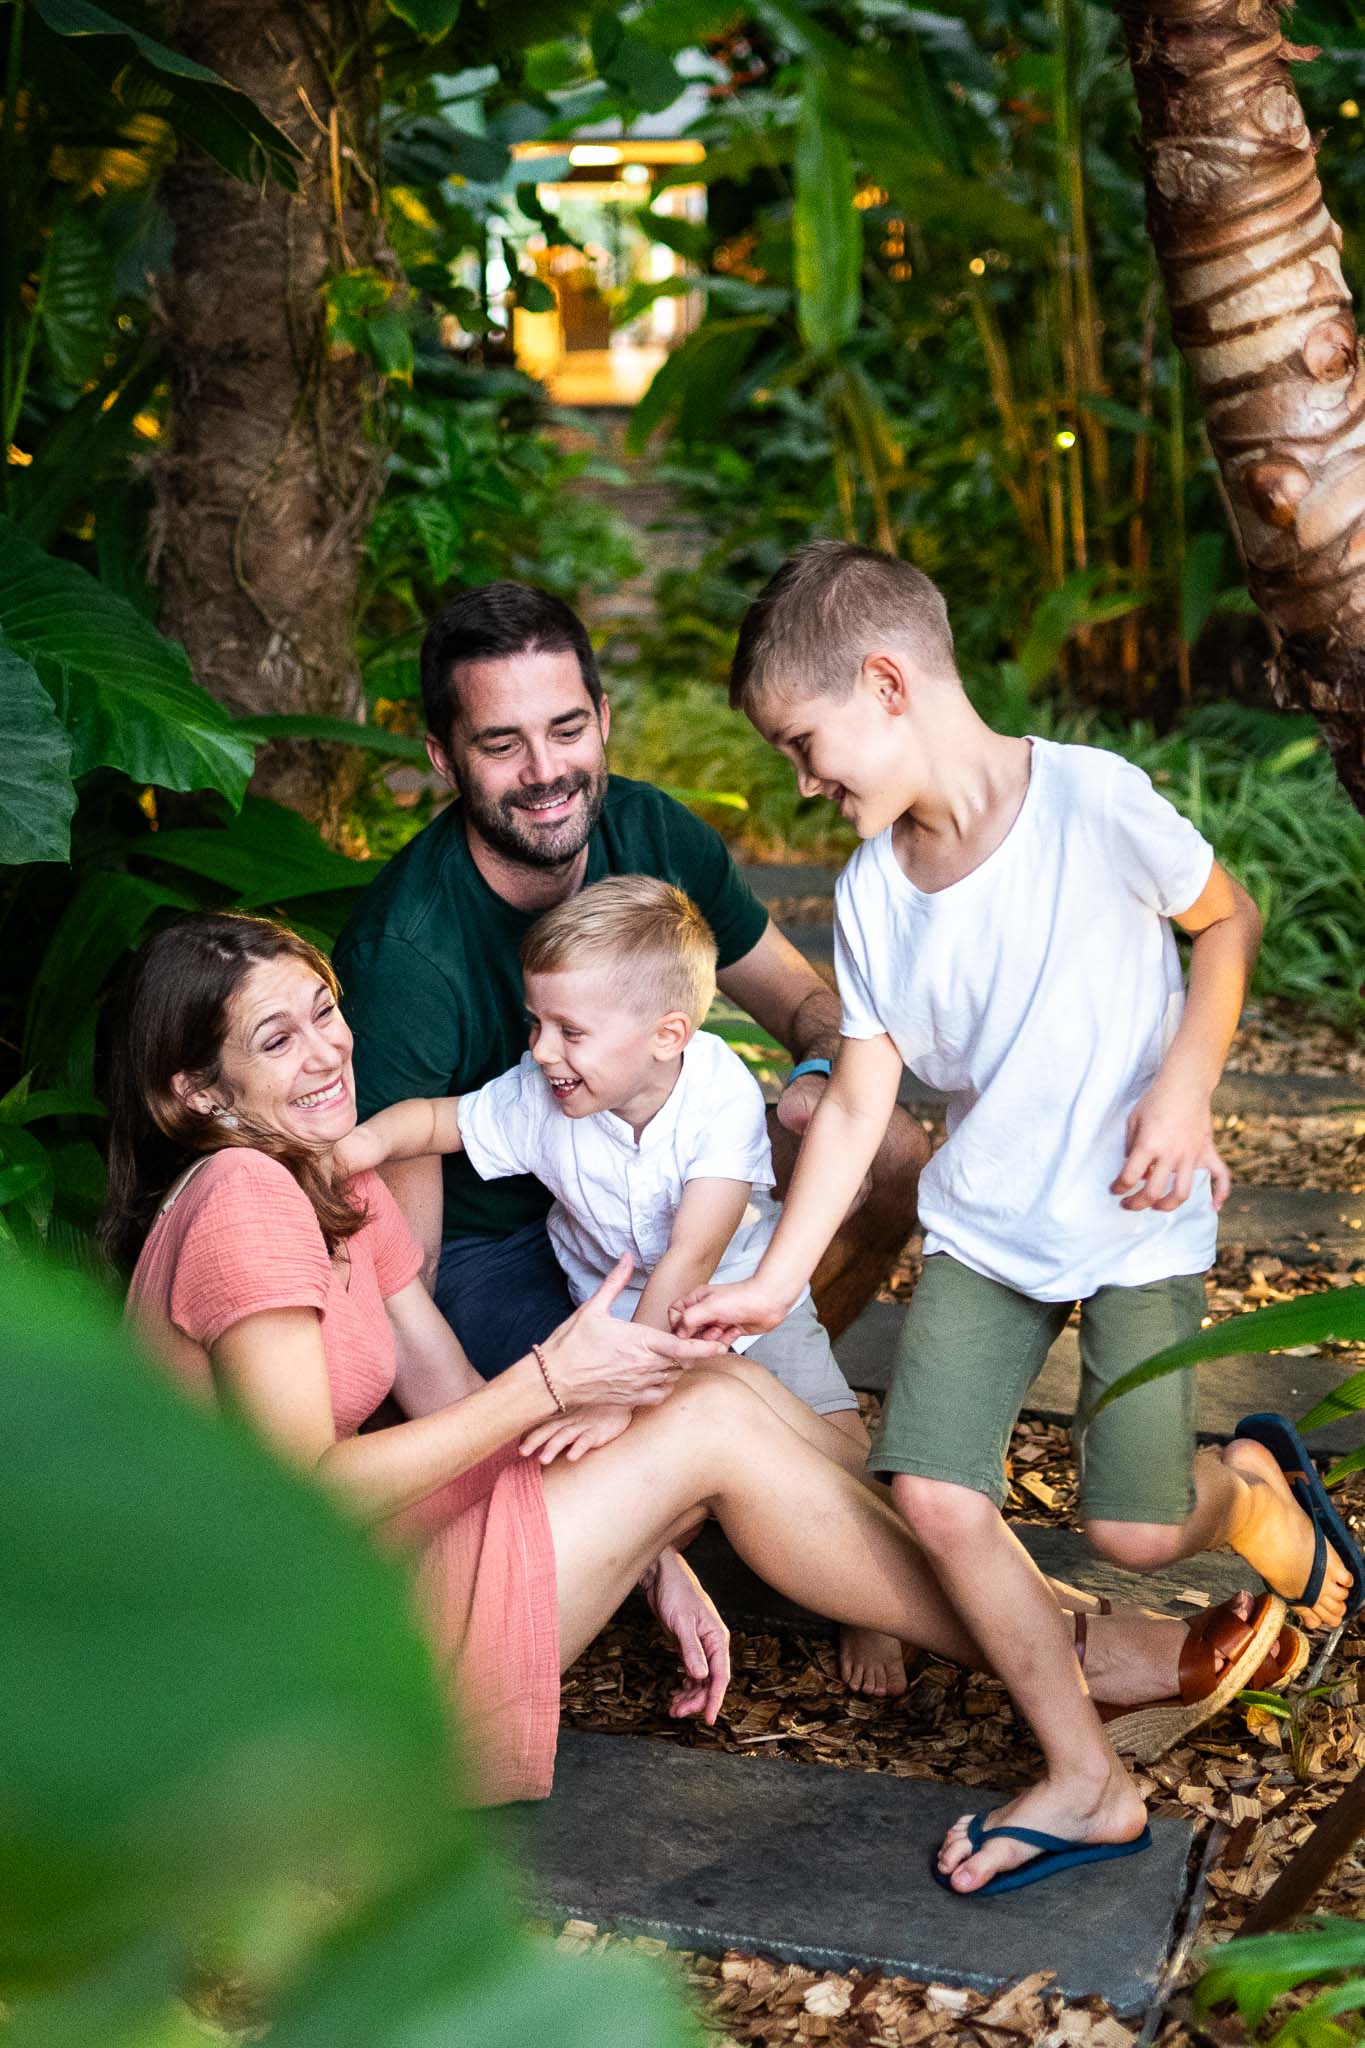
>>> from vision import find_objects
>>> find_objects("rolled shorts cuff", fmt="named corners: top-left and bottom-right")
top-left (1078, 1487), bottom-right (1197, 1527)
top-left (867, 1450), bottom-right (1010, 1509)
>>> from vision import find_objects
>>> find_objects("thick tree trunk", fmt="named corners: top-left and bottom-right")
top-left (1117, 0), bottom-right (1365, 814)
top-left (152, 0), bottom-right (390, 838)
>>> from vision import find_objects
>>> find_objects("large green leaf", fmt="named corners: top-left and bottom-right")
top-left (24, 871), bottom-right (197, 1077)
top-left (384, 0), bottom-right (462, 35)
top-left (13, 355), bottom-right (163, 552)
top-left (0, 645), bottom-right (76, 867)
top-left (626, 318), bottom-right (768, 454)
top-left (0, 519), bottom-right (254, 807)
top-left (131, 796), bottom-right (377, 905)
top-left (234, 714), bottom-right (429, 764)
top-left (1195, 1919), bottom-right (1365, 2031)
top-left (590, 9), bottom-right (684, 113)
top-left (29, 0), bottom-right (301, 188)
top-left (0, 1257), bottom-right (698, 2047)
top-left (40, 207), bottom-right (117, 388)
top-left (793, 74), bottom-right (859, 359)
top-left (0, 1258), bottom-right (450, 1993)
top-left (1096, 1288), bottom-right (1365, 1416)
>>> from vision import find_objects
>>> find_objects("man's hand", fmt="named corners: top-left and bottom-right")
top-left (1111, 1077), bottom-right (1230, 1213)
top-left (333, 1119), bottom-right (389, 1180)
top-left (671, 1276), bottom-right (790, 1344)
top-left (518, 1403), bottom-right (633, 1465)
top-left (776, 1070), bottom-right (827, 1138)
top-left (641, 1546), bottom-right (731, 1723)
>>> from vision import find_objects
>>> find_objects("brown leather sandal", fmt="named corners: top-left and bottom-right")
top-left (1074, 1592), bottom-right (1305, 1764)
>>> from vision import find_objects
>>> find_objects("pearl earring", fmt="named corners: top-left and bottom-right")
top-left (211, 1105), bottom-right (239, 1129)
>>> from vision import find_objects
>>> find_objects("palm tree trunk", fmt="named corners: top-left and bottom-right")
top-left (151, 0), bottom-right (390, 838)
top-left (1117, 0), bottom-right (1365, 814)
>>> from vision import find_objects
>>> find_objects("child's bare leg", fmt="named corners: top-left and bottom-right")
top-left (893, 1475), bottom-right (1146, 1895)
top-left (1087, 1445), bottom-right (1352, 1630)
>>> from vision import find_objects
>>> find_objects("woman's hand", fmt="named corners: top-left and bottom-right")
top-left (641, 1546), bottom-right (731, 1723)
top-left (519, 1403), bottom-right (633, 1465)
top-left (536, 1254), bottom-right (728, 1409)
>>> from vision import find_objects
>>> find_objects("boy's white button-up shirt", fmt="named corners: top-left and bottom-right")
top-left (835, 737), bottom-right (1218, 1300)
top-left (457, 1028), bottom-right (789, 1347)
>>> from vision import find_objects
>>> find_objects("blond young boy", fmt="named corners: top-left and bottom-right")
top-left (338, 876), bottom-right (904, 1688)
top-left (675, 541), bottom-right (1355, 1896)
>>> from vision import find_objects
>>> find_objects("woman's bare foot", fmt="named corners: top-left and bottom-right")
top-left (1223, 1439), bottom-right (1352, 1628)
top-left (937, 1752), bottom-right (1147, 1894)
top-left (839, 1624), bottom-right (908, 1698)
top-left (1081, 1594), bottom-right (1253, 1706)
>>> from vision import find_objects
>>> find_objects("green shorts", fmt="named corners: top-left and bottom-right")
top-left (870, 1253), bottom-right (1205, 1525)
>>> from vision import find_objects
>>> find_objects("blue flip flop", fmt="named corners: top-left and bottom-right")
top-left (1233, 1411), bottom-right (1365, 1620)
top-left (930, 1814), bottom-right (1153, 1897)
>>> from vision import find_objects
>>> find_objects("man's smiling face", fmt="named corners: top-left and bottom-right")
top-left (429, 646), bottom-right (610, 870)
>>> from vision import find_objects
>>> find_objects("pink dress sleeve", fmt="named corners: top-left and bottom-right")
top-left (353, 1170), bottom-right (424, 1298)
top-left (168, 1150), bottom-right (332, 1347)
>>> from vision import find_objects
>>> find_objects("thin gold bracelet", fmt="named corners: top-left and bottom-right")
top-left (531, 1341), bottom-right (565, 1415)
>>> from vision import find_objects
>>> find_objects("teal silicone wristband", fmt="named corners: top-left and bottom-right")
top-left (786, 1058), bottom-right (832, 1084)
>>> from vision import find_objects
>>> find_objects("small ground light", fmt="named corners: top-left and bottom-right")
top-left (968, 256), bottom-right (986, 276)
top-left (622, 162), bottom-right (650, 185)
top-left (1055, 429), bottom-right (1076, 449)
top-left (1341, 100), bottom-right (1360, 117)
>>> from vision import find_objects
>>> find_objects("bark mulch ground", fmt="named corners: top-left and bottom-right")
top-left (556, 1017), bottom-right (1365, 2047)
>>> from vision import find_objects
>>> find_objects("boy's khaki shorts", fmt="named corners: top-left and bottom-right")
top-left (745, 1292), bottom-right (860, 1417)
top-left (870, 1252), bottom-right (1204, 1524)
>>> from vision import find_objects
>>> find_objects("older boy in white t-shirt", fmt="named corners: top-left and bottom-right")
top-left (338, 875), bottom-right (906, 1694)
top-left (676, 541), bottom-right (1355, 1897)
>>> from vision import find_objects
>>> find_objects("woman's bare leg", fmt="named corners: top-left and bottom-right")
top-left (542, 1367), bottom-right (980, 1670)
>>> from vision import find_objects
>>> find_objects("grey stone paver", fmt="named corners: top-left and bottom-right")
top-left (505, 1732), bottom-right (1194, 2015)
top-left (625, 1521), bottom-right (1256, 1640)
top-left (761, 1066), bottom-right (1365, 1120)
top-left (835, 1301), bottom-right (1363, 1449)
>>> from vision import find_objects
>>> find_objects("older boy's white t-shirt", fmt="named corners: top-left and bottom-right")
top-left (457, 1028), bottom-right (793, 1348)
top-left (835, 738), bottom-right (1218, 1300)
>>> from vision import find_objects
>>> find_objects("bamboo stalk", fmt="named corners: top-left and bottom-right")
top-left (1122, 281), bottom-right (1160, 684)
top-left (970, 285), bottom-right (1048, 556)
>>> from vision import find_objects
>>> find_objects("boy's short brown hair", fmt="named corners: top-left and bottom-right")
top-left (520, 876), bottom-right (718, 1027)
top-left (729, 540), bottom-right (956, 710)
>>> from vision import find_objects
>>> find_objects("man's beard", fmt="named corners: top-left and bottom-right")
top-left (459, 766), bottom-right (608, 870)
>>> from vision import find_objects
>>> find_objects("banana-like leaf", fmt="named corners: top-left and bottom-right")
top-left (1096, 1288), bottom-right (1365, 1417)
top-left (0, 644), bottom-right (76, 867)
top-left (30, 0), bottom-right (301, 188)
top-left (40, 207), bottom-right (117, 388)
top-left (626, 317), bottom-right (769, 454)
top-left (24, 871), bottom-right (197, 1076)
top-left (233, 714), bottom-right (429, 764)
top-left (131, 797), bottom-right (376, 905)
top-left (0, 1077), bottom-right (106, 1124)
top-left (1298, 1365), bottom-right (1365, 1436)
top-left (0, 519), bottom-right (254, 807)
top-left (13, 355), bottom-right (162, 551)
top-left (794, 74), bottom-right (860, 360)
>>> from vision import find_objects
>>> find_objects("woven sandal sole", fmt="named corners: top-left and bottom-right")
top-left (1101, 1593), bottom-right (1288, 1765)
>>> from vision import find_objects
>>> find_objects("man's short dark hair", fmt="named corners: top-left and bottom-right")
top-left (420, 583), bottom-right (603, 745)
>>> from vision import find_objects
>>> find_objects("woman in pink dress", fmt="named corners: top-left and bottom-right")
top-left (105, 912), bottom-right (1295, 1819)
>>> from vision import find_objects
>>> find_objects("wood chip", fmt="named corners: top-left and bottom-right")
top-left (803, 1981), bottom-right (852, 2018)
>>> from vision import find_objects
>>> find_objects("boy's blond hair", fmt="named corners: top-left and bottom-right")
top-left (729, 540), bottom-right (956, 710)
top-left (520, 876), bottom-right (718, 1027)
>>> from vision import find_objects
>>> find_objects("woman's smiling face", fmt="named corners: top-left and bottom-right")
top-left (198, 956), bottom-right (357, 1148)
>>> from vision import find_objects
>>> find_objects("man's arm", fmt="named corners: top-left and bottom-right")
top-left (1112, 859), bottom-right (1261, 1213)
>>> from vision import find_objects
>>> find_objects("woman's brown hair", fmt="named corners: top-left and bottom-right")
top-left (100, 911), bottom-right (365, 1274)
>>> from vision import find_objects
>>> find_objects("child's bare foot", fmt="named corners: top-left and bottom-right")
top-left (839, 1624), bottom-right (908, 1698)
top-left (1223, 1439), bottom-right (1352, 1628)
top-left (936, 1753), bottom-right (1147, 1894)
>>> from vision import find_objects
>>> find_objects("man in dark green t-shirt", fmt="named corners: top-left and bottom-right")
top-left (334, 581), bottom-right (927, 1396)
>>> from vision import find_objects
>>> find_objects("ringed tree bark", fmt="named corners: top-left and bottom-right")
top-left (1117, 0), bottom-right (1365, 815)
top-left (152, 0), bottom-right (392, 838)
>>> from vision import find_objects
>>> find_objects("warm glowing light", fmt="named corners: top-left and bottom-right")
top-left (1055, 429), bottom-right (1076, 449)
top-left (1340, 99), bottom-right (1360, 118)
top-left (968, 256), bottom-right (986, 276)
top-left (133, 411), bottom-right (161, 440)
top-left (515, 139), bottom-right (704, 166)
top-left (6, 444), bottom-right (32, 466)
top-left (622, 161), bottom-right (650, 185)
top-left (890, 262), bottom-right (913, 281)
top-left (853, 184), bottom-right (888, 209)
top-left (570, 144), bottom-right (623, 166)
